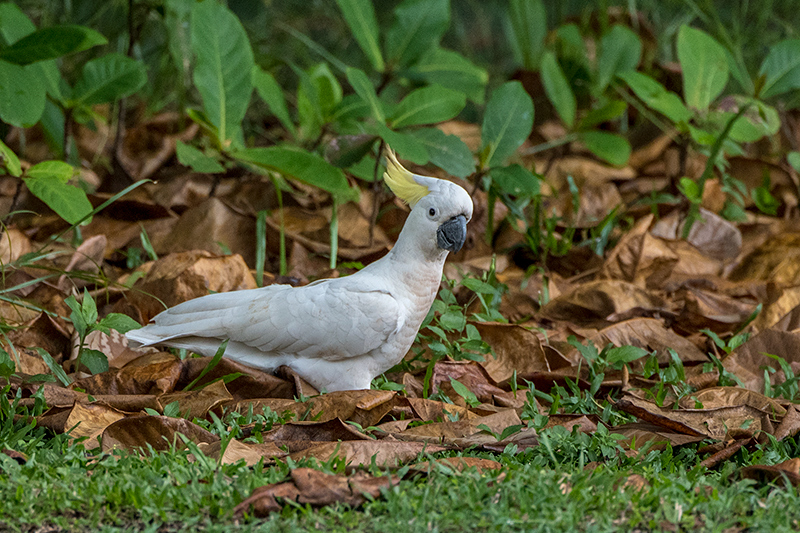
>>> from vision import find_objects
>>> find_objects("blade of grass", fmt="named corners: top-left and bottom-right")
top-left (184, 339), bottom-right (229, 391)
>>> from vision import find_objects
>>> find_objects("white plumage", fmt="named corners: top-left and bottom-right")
top-left (126, 149), bottom-right (473, 391)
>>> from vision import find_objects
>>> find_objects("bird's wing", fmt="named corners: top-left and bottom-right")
top-left (127, 280), bottom-right (403, 362)
top-left (239, 280), bottom-right (403, 361)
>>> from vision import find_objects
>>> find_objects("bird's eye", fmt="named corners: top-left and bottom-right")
top-left (428, 208), bottom-right (436, 217)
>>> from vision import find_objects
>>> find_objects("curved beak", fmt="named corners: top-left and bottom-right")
top-left (437, 215), bottom-right (467, 253)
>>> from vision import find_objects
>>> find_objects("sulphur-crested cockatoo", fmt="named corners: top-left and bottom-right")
top-left (125, 149), bottom-right (473, 391)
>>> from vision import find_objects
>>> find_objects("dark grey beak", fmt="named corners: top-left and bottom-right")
top-left (437, 215), bottom-right (467, 253)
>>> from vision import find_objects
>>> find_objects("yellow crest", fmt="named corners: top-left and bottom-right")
top-left (383, 148), bottom-right (429, 207)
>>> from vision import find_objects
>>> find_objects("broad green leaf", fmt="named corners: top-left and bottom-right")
top-left (605, 345), bottom-right (649, 366)
top-left (64, 295), bottom-right (87, 338)
top-left (617, 70), bottom-right (691, 124)
top-left (540, 51), bottom-right (575, 128)
top-left (324, 134), bottom-right (377, 168)
top-left (508, 0), bottom-right (546, 70)
top-left (335, 0), bottom-right (384, 72)
top-left (176, 141), bottom-right (224, 173)
top-left (27, 160), bottom-right (72, 181)
top-left (22, 161), bottom-right (93, 225)
top-left (406, 47), bottom-right (488, 104)
top-left (71, 53), bottom-right (147, 106)
top-left (329, 94), bottom-right (371, 126)
top-left (556, 24), bottom-right (588, 67)
top-left (678, 176), bottom-right (701, 202)
top-left (0, 347), bottom-right (14, 379)
top-left (0, 5), bottom-right (65, 103)
top-left (490, 164), bottom-right (540, 198)
top-left (410, 127), bottom-right (475, 178)
top-left (449, 377), bottom-right (479, 407)
top-left (80, 289), bottom-right (98, 327)
top-left (0, 25), bottom-right (106, 66)
top-left (579, 99), bottom-right (627, 130)
top-left (389, 85), bottom-right (465, 128)
top-left (80, 349), bottom-right (109, 375)
top-left (252, 66), bottom-right (296, 136)
top-left (707, 100), bottom-right (779, 143)
top-left (0, 59), bottom-right (45, 127)
top-left (386, 0), bottom-right (449, 68)
top-left (788, 151), bottom-right (800, 172)
top-left (375, 123), bottom-right (429, 164)
top-left (579, 131), bottom-right (630, 166)
top-left (346, 67), bottom-right (384, 122)
top-left (191, 0), bottom-right (254, 148)
top-left (0, 139), bottom-right (21, 177)
top-left (296, 63), bottom-right (341, 140)
top-left (759, 39), bottom-right (800, 100)
top-left (232, 147), bottom-right (356, 201)
top-left (440, 310), bottom-right (466, 331)
top-left (596, 25), bottom-right (641, 93)
top-left (677, 25), bottom-right (728, 111)
top-left (0, 3), bottom-right (36, 43)
top-left (481, 81), bottom-right (534, 168)
top-left (97, 313), bottom-right (141, 335)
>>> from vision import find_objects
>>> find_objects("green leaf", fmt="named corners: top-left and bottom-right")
top-left (0, 347), bottom-right (14, 379)
top-left (460, 278), bottom-right (496, 295)
top-left (0, 25), bottom-right (106, 66)
top-left (717, 99), bottom-right (780, 143)
top-left (80, 349), bottom-right (109, 375)
top-left (346, 67), bottom-right (384, 122)
top-left (98, 313), bottom-right (143, 335)
top-left (22, 161), bottom-right (93, 225)
top-left (64, 295), bottom-right (88, 338)
top-left (0, 3), bottom-right (36, 43)
top-left (175, 141), bottom-right (225, 173)
top-left (449, 377), bottom-right (480, 407)
top-left (540, 51), bottom-right (575, 129)
top-left (439, 309), bottom-right (466, 331)
top-left (788, 151), bottom-right (800, 172)
top-left (677, 25), bottom-right (729, 111)
top-left (335, 0), bottom-right (384, 72)
top-left (191, 0), bottom-right (254, 148)
top-left (678, 177), bottom-right (701, 203)
top-left (0, 59), bottom-right (46, 127)
top-left (27, 160), bottom-right (72, 181)
top-left (374, 123), bottom-right (429, 164)
top-left (508, 0), bottom-right (546, 70)
top-left (252, 66), bottom-right (296, 136)
top-left (0, 139), bottom-right (21, 177)
top-left (410, 127), bottom-right (475, 178)
top-left (490, 164), bottom-right (540, 198)
top-left (579, 131), bottom-right (630, 166)
top-left (386, 0), bottom-right (449, 68)
top-left (617, 70), bottom-right (691, 124)
top-left (579, 99), bottom-right (627, 130)
top-left (81, 289), bottom-right (98, 326)
top-left (406, 47), bottom-right (488, 104)
top-left (232, 146), bottom-right (356, 201)
top-left (759, 39), bottom-right (800, 100)
top-left (71, 53), bottom-right (147, 106)
top-left (605, 345), bottom-right (649, 367)
top-left (389, 85), bottom-right (465, 128)
top-left (481, 81), bottom-right (534, 168)
top-left (596, 25), bottom-right (641, 93)
top-left (36, 348), bottom-right (71, 386)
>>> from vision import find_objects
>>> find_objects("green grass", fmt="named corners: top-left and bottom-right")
top-left (3, 425), bottom-right (800, 532)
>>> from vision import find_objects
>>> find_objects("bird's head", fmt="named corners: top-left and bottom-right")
top-left (383, 148), bottom-right (473, 260)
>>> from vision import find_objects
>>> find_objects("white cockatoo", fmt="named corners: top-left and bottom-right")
top-left (125, 149), bottom-right (473, 391)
